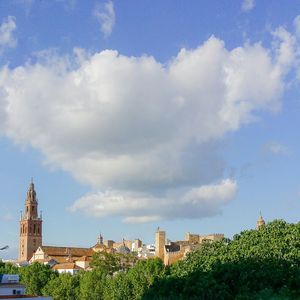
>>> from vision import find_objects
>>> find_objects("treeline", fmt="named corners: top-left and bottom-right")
top-left (1, 219), bottom-right (300, 299)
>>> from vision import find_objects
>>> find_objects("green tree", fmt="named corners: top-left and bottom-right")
top-left (91, 251), bottom-right (138, 275)
top-left (126, 258), bottom-right (165, 299)
top-left (18, 262), bottom-right (57, 296)
top-left (91, 252), bottom-right (122, 275)
top-left (0, 261), bottom-right (19, 274)
top-left (103, 258), bottom-right (165, 300)
top-left (144, 220), bottom-right (300, 299)
top-left (79, 268), bottom-right (107, 300)
top-left (42, 272), bottom-right (80, 300)
top-left (103, 271), bottom-right (132, 300)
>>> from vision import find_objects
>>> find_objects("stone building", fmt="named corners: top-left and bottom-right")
top-left (155, 228), bottom-right (165, 260)
top-left (155, 228), bottom-right (224, 265)
top-left (18, 181), bottom-right (43, 262)
top-left (185, 232), bottom-right (224, 243)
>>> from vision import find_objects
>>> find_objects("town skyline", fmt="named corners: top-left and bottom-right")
top-left (1, 1), bottom-right (300, 260)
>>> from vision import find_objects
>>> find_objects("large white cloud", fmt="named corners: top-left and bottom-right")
top-left (0, 27), bottom-right (295, 221)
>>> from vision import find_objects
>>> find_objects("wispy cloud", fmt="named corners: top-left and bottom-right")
top-left (1, 213), bottom-right (14, 222)
top-left (2, 213), bottom-right (14, 221)
top-left (293, 15), bottom-right (300, 37)
top-left (242, 0), bottom-right (255, 12)
top-left (0, 16), bottom-right (17, 53)
top-left (13, 0), bottom-right (34, 16)
top-left (263, 141), bottom-right (288, 155)
top-left (56, 0), bottom-right (77, 12)
top-left (93, 0), bottom-right (115, 38)
top-left (14, 0), bottom-right (77, 15)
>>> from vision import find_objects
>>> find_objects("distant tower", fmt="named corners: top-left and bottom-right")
top-left (97, 233), bottom-right (103, 245)
top-left (256, 212), bottom-right (265, 230)
top-left (155, 227), bottom-right (166, 260)
top-left (19, 181), bottom-right (43, 261)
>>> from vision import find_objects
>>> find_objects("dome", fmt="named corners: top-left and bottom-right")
top-left (116, 245), bottom-right (130, 254)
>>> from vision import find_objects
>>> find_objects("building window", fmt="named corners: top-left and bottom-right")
top-left (34, 224), bottom-right (36, 234)
top-left (32, 206), bottom-right (35, 212)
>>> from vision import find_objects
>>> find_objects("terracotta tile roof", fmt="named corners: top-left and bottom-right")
top-left (53, 263), bottom-right (82, 270)
top-left (76, 255), bottom-right (91, 262)
top-left (40, 246), bottom-right (94, 257)
top-left (47, 256), bottom-right (68, 263)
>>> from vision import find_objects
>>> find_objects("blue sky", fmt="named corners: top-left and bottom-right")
top-left (1, 0), bottom-right (300, 259)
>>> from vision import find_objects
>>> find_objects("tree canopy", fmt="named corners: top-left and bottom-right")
top-left (2, 219), bottom-right (300, 299)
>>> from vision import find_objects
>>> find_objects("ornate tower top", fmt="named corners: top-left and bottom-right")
top-left (26, 180), bottom-right (37, 203)
top-left (256, 212), bottom-right (265, 230)
top-left (22, 180), bottom-right (40, 220)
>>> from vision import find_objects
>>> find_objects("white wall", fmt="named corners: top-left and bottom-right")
top-left (0, 286), bottom-right (25, 296)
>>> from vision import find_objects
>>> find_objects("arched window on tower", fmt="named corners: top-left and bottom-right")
top-left (34, 224), bottom-right (36, 234)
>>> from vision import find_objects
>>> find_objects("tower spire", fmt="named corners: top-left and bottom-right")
top-left (26, 179), bottom-right (37, 203)
top-left (256, 212), bottom-right (265, 230)
top-left (97, 233), bottom-right (103, 245)
top-left (19, 182), bottom-right (43, 262)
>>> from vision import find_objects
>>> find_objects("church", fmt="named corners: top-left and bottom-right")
top-left (18, 181), bottom-right (141, 270)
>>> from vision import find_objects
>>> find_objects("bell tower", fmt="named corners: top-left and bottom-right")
top-left (256, 212), bottom-right (265, 230)
top-left (155, 227), bottom-right (166, 260)
top-left (19, 180), bottom-right (43, 261)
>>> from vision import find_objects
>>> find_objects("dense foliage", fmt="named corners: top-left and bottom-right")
top-left (1, 220), bottom-right (300, 299)
top-left (145, 219), bottom-right (300, 299)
